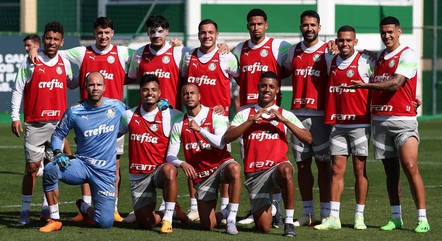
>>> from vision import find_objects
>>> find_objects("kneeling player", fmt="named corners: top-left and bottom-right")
top-left (224, 71), bottom-right (312, 237)
top-left (167, 83), bottom-right (242, 235)
top-left (120, 74), bottom-right (187, 233)
top-left (40, 72), bottom-right (126, 232)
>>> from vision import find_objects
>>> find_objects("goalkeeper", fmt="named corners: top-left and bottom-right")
top-left (39, 71), bottom-right (127, 232)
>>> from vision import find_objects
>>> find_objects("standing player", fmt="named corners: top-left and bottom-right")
top-left (29, 17), bottom-right (132, 222)
top-left (224, 71), bottom-right (312, 236)
top-left (24, 34), bottom-right (41, 54)
top-left (119, 74), bottom-right (187, 233)
top-left (284, 10), bottom-right (334, 226)
top-left (127, 15), bottom-right (188, 109)
top-left (346, 16), bottom-right (430, 233)
top-left (314, 25), bottom-right (372, 230)
top-left (11, 22), bottom-right (73, 225)
top-left (39, 72), bottom-right (126, 232)
top-left (166, 83), bottom-right (242, 235)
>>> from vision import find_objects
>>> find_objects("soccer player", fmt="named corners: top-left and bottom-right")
top-left (314, 25), bottom-right (372, 230)
top-left (23, 34), bottom-right (41, 54)
top-left (11, 22), bottom-right (73, 225)
top-left (166, 83), bottom-right (242, 235)
top-left (232, 8), bottom-right (291, 226)
top-left (284, 10), bottom-right (334, 226)
top-left (224, 71), bottom-right (311, 236)
top-left (39, 71), bottom-right (126, 232)
top-left (29, 17), bottom-right (132, 222)
top-left (127, 15), bottom-right (188, 109)
top-left (346, 16), bottom-right (430, 233)
top-left (119, 74), bottom-right (187, 233)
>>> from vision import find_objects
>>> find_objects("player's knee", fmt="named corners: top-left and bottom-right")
top-left (25, 162), bottom-right (40, 176)
top-left (226, 162), bottom-right (241, 179)
top-left (331, 164), bottom-right (345, 176)
top-left (96, 215), bottom-right (114, 228)
top-left (42, 163), bottom-right (59, 189)
top-left (162, 164), bottom-right (177, 180)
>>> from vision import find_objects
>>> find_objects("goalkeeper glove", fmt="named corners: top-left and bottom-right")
top-left (53, 149), bottom-right (70, 170)
top-left (157, 99), bottom-right (173, 111)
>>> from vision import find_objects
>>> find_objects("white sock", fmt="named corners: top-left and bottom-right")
top-left (391, 205), bottom-right (402, 220)
top-left (271, 203), bottom-right (277, 216)
top-left (227, 203), bottom-right (239, 224)
top-left (114, 198), bottom-right (118, 211)
top-left (190, 198), bottom-right (198, 211)
top-left (159, 198), bottom-right (166, 212)
top-left (42, 194), bottom-right (48, 210)
top-left (220, 197), bottom-right (229, 210)
top-left (355, 204), bottom-right (365, 217)
top-left (285, 209), bottom-right (294, 224)
top-left (163, 202), bottom-right (175, 223)
top-left (49, 204), bottom-right (60, 220)
top-left (302, 200), bottom-right (314, 215)
top-left (417, 209), bottom-right (427, 222)
top-left (320, 202), bottom-right (330, 218)
top-left (21, 195), bottom-right (32, 212)
top-left (82, 195), bottom-right (92, 206)
top-left (80, 201), bottom-right (91, 215)
top-left (330, 201), bottom-right (340, 218)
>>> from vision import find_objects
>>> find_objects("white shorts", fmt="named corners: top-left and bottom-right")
top-left (24, 121), bottom-right (57, 163)
top-left (330, 126), bottom-right (370, 156)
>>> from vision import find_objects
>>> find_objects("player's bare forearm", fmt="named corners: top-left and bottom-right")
top-left (223, 121), bottom-right (253, 143)
top-left (283, 120), bottom-right (312, 144)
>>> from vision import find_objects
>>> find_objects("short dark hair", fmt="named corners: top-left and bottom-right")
top-left (300, 10), bottom-right (320, 24)
top-left (247, 8), bottom-right (267, 22)
top-left (140, 74), bottom-right (160, 88)
top-left (145, 15), bottom-right (169, 29)
top-left (44, 22), bottom-right (64, 37)
top-left (337, 25), bottom-right (355, 34)
top-left (380, 16), bottom-right (400, 27)
top-left (198, 19), bottom-right (218, 32)
top-left (259, 71), bottom-right (279, 84)
top-left (23, 34), bottom-right (41, 45)
top-left (94, 17), bottom-right (114, 30)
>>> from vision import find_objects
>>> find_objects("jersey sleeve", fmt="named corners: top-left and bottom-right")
top-left (61, 56), bottom-right (75, 89)
top-left (396, 48), bottom-right (418, 79)
top-left (119, 107), bottom-right (135, 134)
top-left (181, 50), bottom-right (192, 78)
top-left (358, 54), bottom-right (375, 83)
top-left (127, 46), bottom-right (144, 79)
top-left (232, 42), bottom-right (244, 63)
top-left (273, 39), bottom-right (291, 66)
top-left (62, 46), bottom-right (86, 67)
top-left (199, 113), bottom-right (229, 149)
top-left (117, 46), bottom-right (132, 72)
top-left (174, 46), bottom-right (190, 71)
top-left (230, 108), bottom-right (249, 127)
top-left (220, 52), bottom-right (240, 78)
top-left (283, 45), bottom-right (296, 72)
top-left (166, 117), bottom-right (184, 167)
top-left (10, 59), bottom-right (33, 121)
top-left (282, 109), bottom-right (305, 130)
top-left (52, 108), bottom-right (74, 151)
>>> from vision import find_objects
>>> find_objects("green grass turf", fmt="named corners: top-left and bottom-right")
top-left (0, 120), bottom-right (441, 240)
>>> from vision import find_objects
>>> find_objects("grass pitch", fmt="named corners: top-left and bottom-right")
top-left (0, 120), bottom-right (441, 240)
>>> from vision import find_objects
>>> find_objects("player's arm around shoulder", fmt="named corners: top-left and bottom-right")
top-left (279, 109), bottom-right (312, 144)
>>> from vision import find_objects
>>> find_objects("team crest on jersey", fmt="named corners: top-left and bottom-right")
top-left (106, 108), bottom-right (116, 119)
top-left (203, 127), bottom-right (210, 132)
top-left (150, 123), bottom-right (159, 132)
top-left (162, 56), bottom-right (170, 64)
top-left (260, 49), bottom-right (268, 57)
top-left (388, 59), bottom-right (396, 68)
top-left (208, 63), bottom-right (216, 71)
top-left (313, 54), bottom-right (321, 62)
top-left (107, 56), bottom-right (115, 64)
top-left (346, 69), bottom-right (354, 78)
top-left (56, 66), bottom-right (63, 75)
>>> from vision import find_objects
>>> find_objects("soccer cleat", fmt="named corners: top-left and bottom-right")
top-left (186, 209), bottom-right (200, 222)
top-left (414, 221), bottom-right (430, 233)
top-left (175, 203), bottom-right (190, 225)
top-left (226, 222), bottom-right (239, 235)
top-left (380, 218), bottom-right (403, 231)
top-left (294, 213), bottom-right (315, 227)
top-left (238, 210), bottom-right (254, 225)
top-left (314, 216), bottom-right (341, 230)
top-left (18, 210), bottom-right (30, 225)
top-left (283, 223), bottom-right (296, 237)
top-left (123, 211), bottom-right (137, 223)
top-left (40, 208), bottom-right (50, 223)
top-left (71, 212), bottom-right (84, 222)
top-left (39, 219), bottom-right (62, 233)
top-left (354, 216), bottom-right (367, 230)
top-left (160, 220), bottom-right (173, 234)
top-left (114, 210), bottom-right (123, 222)
top-left (76, 199), bottom-right (94, 226)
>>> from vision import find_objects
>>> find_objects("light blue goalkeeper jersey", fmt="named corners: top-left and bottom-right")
top-left (52, 98), bottom-right (127, 171)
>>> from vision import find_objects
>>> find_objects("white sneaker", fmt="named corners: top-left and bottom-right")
top-left (238, 210), bottom-right (254, 225)
top-left (123, 211), bottom-right (136, 223)
top-left (186, 209), bottom-right (200, 222)
top-left (294, 213), bottom-right (315, 227)
top-left (36, 162), bottom-right (44, 177)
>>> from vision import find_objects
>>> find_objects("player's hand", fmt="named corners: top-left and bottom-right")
top-left (268, 109), bottom-right (287, 123)
top-left (249, 109), bottom-right (268, 123)
top-left (157, 99), bottom-right (173, 111)
top-left (342, 80), bottom-right (365, 89)
top-left (169, 38), bottom-right (183, 47)
top-left (188, 120), bottom-right (201, 132)
top-left (327, 40), bottom-right (339, 55)
top-left (11, 120), bottom-right (23, 137)
top-left (412, 98), bottom-right (422, 109)
top-left (212, 105), bottom-right (225, 115)
top-left (360, 49), bottom-right (377, 62)
top-left (180, 162), bottom-right (197, 179)
top-left (217, 43), bottom-right (230, 55)
top-left (53, 149), bottom-right (70, 170)
top-left (28, 47), bottom-right (39, 65)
